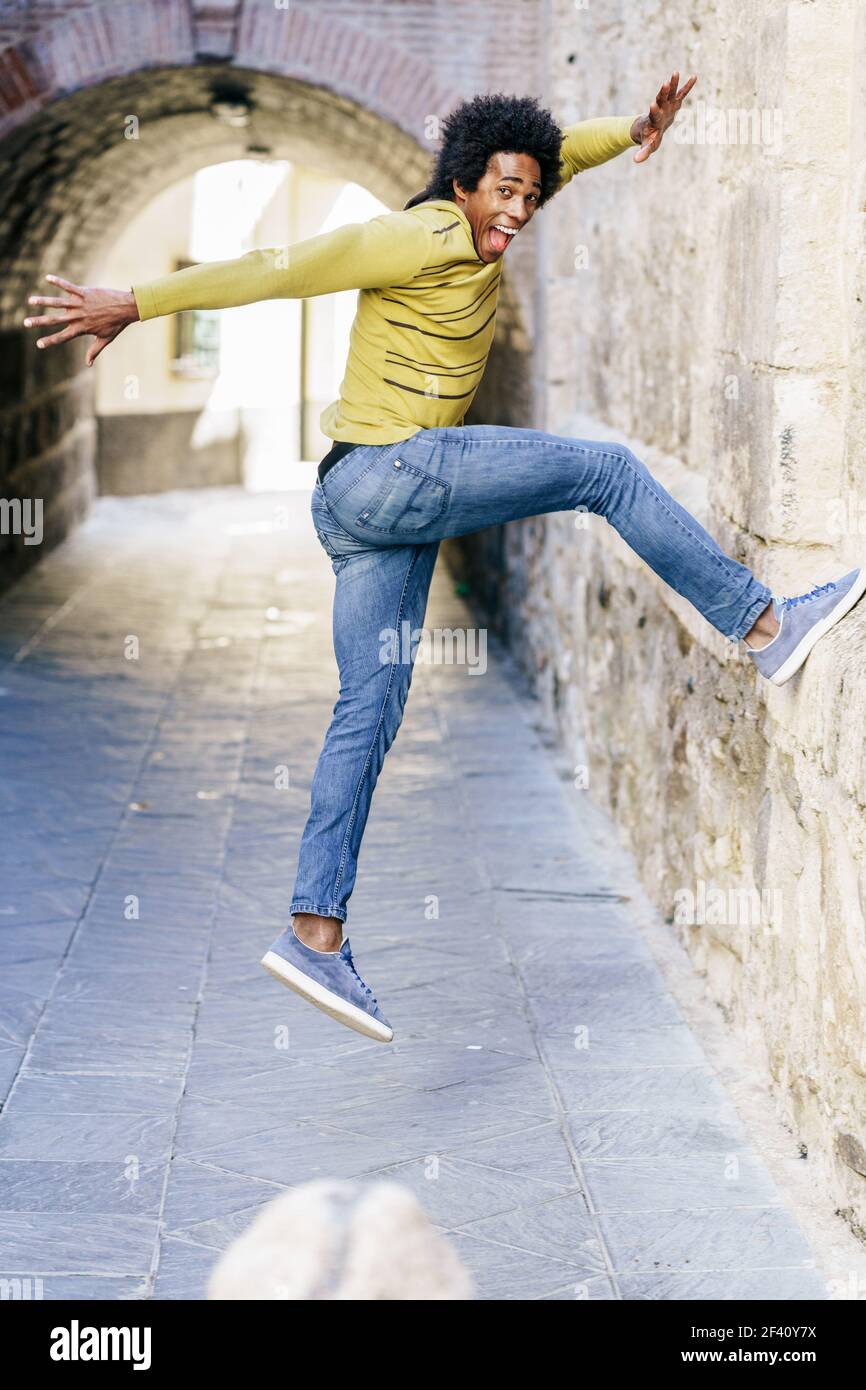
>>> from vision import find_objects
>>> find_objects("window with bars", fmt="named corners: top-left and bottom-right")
top-left (172, 260), bottom-right (220, 376)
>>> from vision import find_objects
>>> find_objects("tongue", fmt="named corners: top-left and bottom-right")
top-left (489, 227), bottom-right (509, 253)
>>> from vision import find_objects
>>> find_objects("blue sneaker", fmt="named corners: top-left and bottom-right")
top-left (747, 567), bottom-right (866, 685)
top-left (261, 927), bottom-right (393, 1043)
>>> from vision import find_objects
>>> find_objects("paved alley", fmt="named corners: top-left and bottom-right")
top-left (0, 486), bottom-right (835, 1300)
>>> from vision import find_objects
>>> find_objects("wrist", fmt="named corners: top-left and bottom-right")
top-left (121, 289), bottom-right (140, 324)
top-left (630, 115), bottom-right (647, 144)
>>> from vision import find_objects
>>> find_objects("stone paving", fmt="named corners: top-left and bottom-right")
top-left (0, 485), bottom-right (833, 1300)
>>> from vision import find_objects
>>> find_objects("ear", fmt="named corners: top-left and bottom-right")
top-left (451, 177), bottom-right (468, 205)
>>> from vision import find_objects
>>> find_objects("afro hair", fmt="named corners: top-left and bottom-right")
top-left (405, 93), bottom-right (563, 211)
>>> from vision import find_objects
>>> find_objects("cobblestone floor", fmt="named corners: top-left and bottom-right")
top-left (0, 487), bottom-right (832, 1300)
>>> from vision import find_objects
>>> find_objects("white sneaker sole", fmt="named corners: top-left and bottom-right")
top-left (768, 568), bottom-right (866, 685)
top-left (261, 950), bottom-right (393, 1043)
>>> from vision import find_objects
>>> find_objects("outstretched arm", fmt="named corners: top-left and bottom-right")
top-left (23, 210), bottom-right (433, 364)
top-left (556, 115), bottom-right (642, 188)
top-left (555, 71), bottom-right (697, 192)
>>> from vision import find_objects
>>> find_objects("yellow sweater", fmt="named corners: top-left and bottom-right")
top-left (132, 116), bottom-right (638, 444)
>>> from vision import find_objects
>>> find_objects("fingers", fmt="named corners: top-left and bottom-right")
top-left (23, 275), bottom-right (83, 340)
top-left (655, 70), bottom-right (697, 110)
top-left (24, 311), bottom-right (81, 329)
top-left (35, 323), bottom-right (83, 350)
top-left (637, 71), bottom-right (698, 165)
top-left (85, 338), bottom-right (109, 368)
top-left (634, 129), bottom-right (660, 164)
top-left (44, 274), bottom-right (83, 297)
top-left (656, 72), bottom-right (678, 106)
top-left (27, 295), bottom-right (78, 309)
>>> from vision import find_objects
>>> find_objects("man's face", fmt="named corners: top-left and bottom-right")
top-left (453, 151), bottom-right (541, 263)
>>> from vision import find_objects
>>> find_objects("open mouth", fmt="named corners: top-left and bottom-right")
top-left (487, 223), bottom-right (519, 254)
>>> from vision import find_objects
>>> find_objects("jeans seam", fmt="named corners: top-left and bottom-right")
top-left (596, 447), bottom-right (770, 630)
top-left (313, 492), bottom-right (361, 569)
top-left (331, 548), bottom-right (420, 902)
top-left (318, 488), bottom-right (357, 543)
top-left (454, 435), bottom-right (612, 455)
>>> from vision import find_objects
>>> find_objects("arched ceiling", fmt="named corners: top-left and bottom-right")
top-left (0, 67), bottom-right (430, 327)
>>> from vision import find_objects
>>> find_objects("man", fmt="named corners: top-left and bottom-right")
top-left (24, 76), bottom-right (865, 1044)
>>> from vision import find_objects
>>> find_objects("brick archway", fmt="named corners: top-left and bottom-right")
top-left (0, 68), bottom-right (437, 328)
top-left (0, 1), bottom-right (463, 146)
top-left (0, 0), bottom-right (470, 322)
top-left (0, 0), bottom-right (536, 588)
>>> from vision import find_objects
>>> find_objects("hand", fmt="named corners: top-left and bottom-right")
top-left (630, 72), bottom-right (697, 164)
top-left (23, 275), bottom-right (140, 366)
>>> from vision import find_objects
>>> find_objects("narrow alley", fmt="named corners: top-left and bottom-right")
top-left (0, 487), bottom-right (838, 1300)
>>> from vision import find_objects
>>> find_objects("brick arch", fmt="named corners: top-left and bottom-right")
top-left (0, 0), bottom-right (465, 147)
top-left (0, 0), bottom-right (471, 317)
top-left (0, 0), bottom-right (534, 590)
top-left (1, 68), bottom-right (436, 327)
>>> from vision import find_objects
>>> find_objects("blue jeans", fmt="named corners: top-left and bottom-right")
top-left (289, 425), bottom-right (772, 924)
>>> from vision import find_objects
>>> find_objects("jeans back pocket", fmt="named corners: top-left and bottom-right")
top-left (353, 457), bottom-right (449, 535)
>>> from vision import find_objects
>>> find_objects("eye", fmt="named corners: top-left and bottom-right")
top-left (498, 186), bottom-right (512, 196)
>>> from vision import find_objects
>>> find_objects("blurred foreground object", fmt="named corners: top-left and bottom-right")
top-left (208, 1179), bottom-right (474, 1300)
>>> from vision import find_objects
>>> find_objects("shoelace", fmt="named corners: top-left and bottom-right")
top-left (342, 948), bottom-right (377, 1003)
top-left (778, 579), bottom-right (836, 611)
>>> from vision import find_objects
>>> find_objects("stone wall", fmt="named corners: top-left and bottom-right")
top-left (0, 329), bottom-right (95, 590)
top-left (487, 0), bottom-right (866, 1236)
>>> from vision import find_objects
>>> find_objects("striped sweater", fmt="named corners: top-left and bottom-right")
top-left (132, 115), bottom-right (638, 444)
